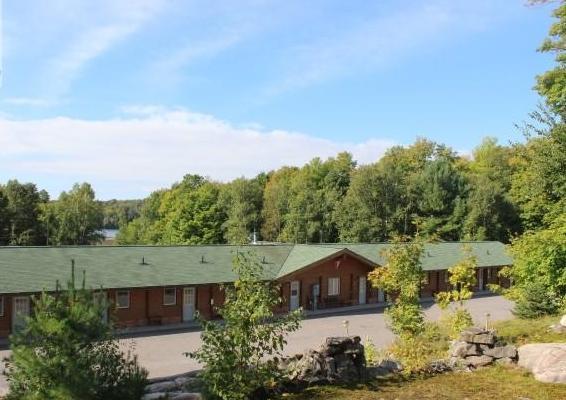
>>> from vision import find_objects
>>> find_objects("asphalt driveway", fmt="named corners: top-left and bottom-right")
top-left (0, 295), bottom-right (513, 394)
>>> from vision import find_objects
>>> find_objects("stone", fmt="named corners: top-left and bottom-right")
top-left (550, 324), bottom-right (566, 333)
top-left (463, 355), bottom-right (493, 368)
top-left (170, 393), bottom-right (202, 400)
top-left (281, 336), bottom-right (367, 385)
top-left (560, 315), bottom-right (566, 327)
top-left (518, 343), bottom-right (566, 384)
top-left (484, 345), bottom-right (517, 359)
top-left (495, 357), bottom-right (514, 366)
top-left (459, 327), bottom-right (496, 345)
top-left (142, 393), bottom-right (167, 400)
top-left (145, 380), bottom-right (178, 393)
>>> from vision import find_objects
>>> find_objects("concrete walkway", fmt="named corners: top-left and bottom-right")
top-left (0, 295), bottom-right (514, 394)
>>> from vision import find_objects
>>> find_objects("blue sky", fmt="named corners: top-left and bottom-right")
top-left (0, 0), bottom-right (557, 199)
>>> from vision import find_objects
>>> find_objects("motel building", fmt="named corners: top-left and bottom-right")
top-left (0, 242), bottom-right (512, 340)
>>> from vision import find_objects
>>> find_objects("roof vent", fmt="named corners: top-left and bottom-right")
top-left (262, 256), bottom-right (267, 264)
top-left (486, 250), bottom-right (490, 255)
top-left (201, 255), bottom-right (206, 264)
top-left (140, 257), bottom-right (148, 265)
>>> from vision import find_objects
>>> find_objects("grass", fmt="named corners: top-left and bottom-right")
top-left (280, 316), bottom-right (566, 400)
top-left (494, 315), bottom-right (566, 346)
top-left (279, 365), bottom-right (566, 400)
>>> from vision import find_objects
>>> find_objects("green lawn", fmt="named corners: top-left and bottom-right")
top-left (280, 316), bottom-right (566, 400)
top-left (280, 365), bottom-right (566, 400)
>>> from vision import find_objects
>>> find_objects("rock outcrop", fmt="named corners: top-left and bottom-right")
top-left (280, 336), bottom-right (366, 388)
top-left (142, 371), bottom-right (203, 400)
top-left (518, 343), bottom-right (566, 384)
top-left (449, 327), bottom-right (517, 368)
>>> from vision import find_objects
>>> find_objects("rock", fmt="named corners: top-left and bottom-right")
top-left (280, 336), bottom-right (367, 386)
top-left (463, 355), bottom-right (493, 368)
top-left (560, 315), bottom-right (566, 327)
top-left (550, 324), bottom-right (566, 333)
top-left (495, 357), bottom-right (514, 366)
top-left (484, 345), bottom-right (517, 359)
top-left (145, 381), bottom-right (178, 393)
top-left (142, 393), bottom-right (167, 400)
top-left (518, 343), bottom-right (566, 384)
top-left (459, 328), bottom-right (496, 345)
top-left (170, 393), bottom-right (202, 400)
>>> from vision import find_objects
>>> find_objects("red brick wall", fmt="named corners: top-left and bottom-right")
top-left (277, 253), bottom-right (377, 310)
top-left (0, 295), bottom-right (12, 338)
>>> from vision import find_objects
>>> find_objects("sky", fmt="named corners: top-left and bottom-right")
top-left (0, 0), bottom-right (557, 200)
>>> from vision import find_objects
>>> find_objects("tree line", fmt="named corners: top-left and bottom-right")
top-left (116, 130), bottom-right (561, 246)
top-left (0, 182), bottom-right (141, 246)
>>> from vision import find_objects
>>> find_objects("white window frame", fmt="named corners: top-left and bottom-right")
top-left (0, 296), bottom-right (4, 317)
top-left (163, 287), bottom-right (177, 306)
top-left (116, 290), bottom-right (130, 309)
top-left (328, 277), bottom-right (340, 296)
top-left (444, 271), bottom-right (450, 283)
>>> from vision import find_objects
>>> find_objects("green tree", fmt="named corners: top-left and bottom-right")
top-left (463, 138), bottom-right (521, 242)
top-left (155, 175), bottom-right (225, 244)
top-left (535, 1), bottom-right (566, 119)
top-left (2, 180), bottom-right (48, 245)
top-left (503, 215), bottom-right (566, 317)
top-left (219, 177), bottom-right (263, 244)
top-left (188, 252), bottom-right (302, 400)
top-left (368, 239), bottom-right (425, 336)
top-left (5, 270), bottom-right (147, 400)
top-left (261, 167), bottom-right (299, 241)
top-left (435, 246), bottom-right (477, 338)
top-left (41, 183), bottom-right (104, 245)
top-left (0, 189), bottom-right (10, 245)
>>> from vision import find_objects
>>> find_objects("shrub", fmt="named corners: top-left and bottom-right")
top-left (513, 280), bottom-right (562, 319)
top-left (369, 239), bottom-right (425, 336)
top-left (435, 245), bottom-right (477, 339)
top-left (188, 251), bottom-right (302, 400)
top-left (5, 270), bottom-right (148, 400)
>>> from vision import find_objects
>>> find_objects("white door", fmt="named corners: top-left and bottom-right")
top-left (290, 281), bottom-right (300, 311)
top-left (94, 292), bottom-right (108, 324)
top-left (478, 269), bottom-right (484, 291)
top-left (378, 289), bottom-right (385, 303)
top-left (12, 296), bottom-right (30, 333)
top-left (358, 276), bottom-right (367, 305)
top-left (183, 287), bottom-right (196, 321)
top-left (312, 284), bottom-right (320, 310)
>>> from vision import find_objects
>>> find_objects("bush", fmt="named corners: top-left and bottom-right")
top-left (513, 281), bottom-right (562, 319)
top-left (440, 307), bottom-right (474, 340)
top-left (188, 251), bottom-right (302, 400)
top-left (4, 271), bottom-right (148, 400)
top-left (389, 323), bottom-right (448, 375)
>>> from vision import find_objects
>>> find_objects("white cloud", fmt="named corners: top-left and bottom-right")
top-left (3, 97), bottom-right (55, 107)
top-left (0, 108), bottom-right (396, 199)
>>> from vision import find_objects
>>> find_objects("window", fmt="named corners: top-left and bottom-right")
top-left (0, 296), bottom-right (3, 317)
top-left (423, 272), bottom-right (430, 285)
top-left (444, 271), bottom-right (450, 283)
top-left (116, 290), bottom-right (130, 309)
top-left (163, 287), bottom-right (176, 305)
top-left (328, 277), bottom-right (340, 296)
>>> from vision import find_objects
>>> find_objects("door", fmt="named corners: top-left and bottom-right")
top-left (358, 276), bottom-right (367, 305)
top-left (12, 296), bottom-right (30, 333)
top-left (183, 287), bottom-right (196, 321)
top-left (478, 269), bottom-right (484, 291)
top-left (290, 281), bottom-right (300, 311)
top-left (311, 283), bottom-right (320, 310)
top-left (378, 289), bottom-right (385, 303)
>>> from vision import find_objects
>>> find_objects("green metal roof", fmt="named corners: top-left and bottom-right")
top-left (0, 242), bottom-right (512, 294)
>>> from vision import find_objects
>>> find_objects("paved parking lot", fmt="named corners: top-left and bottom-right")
top-left (0, 295), bottom-right (513, 393)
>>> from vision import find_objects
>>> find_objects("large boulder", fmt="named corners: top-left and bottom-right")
top-left (518, 343), bottom-right (566, 384)
top-left (560, 315), bottom-right (566, 327)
